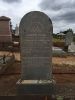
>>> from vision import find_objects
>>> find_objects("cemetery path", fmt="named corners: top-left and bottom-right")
top-left (0, 51), bottom-right (75, 65)
top-left (52, 56), bottom-right (75, 66)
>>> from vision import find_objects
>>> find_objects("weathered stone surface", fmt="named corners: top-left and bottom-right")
top-left (17, 80), bottom-right (55, 95)
top-left (68, 42), bottom-right (75, 52)
top-left (19, 11), bottom-right (53, 80)
top-left (65, 31), bottom-right (73, 46)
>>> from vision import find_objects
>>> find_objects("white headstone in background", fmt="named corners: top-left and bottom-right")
top-left (68, 42), bottom-right (75, 52)
top-left (65, 31), bottom-right (73, 46)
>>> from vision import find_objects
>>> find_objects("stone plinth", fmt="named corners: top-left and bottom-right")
top-left (17, 80), bottom-right (55, 95)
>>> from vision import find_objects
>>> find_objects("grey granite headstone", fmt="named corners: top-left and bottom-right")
top-left (17, 11), bottom-right (55, 95)
top-left (65, 31), bottom-right (73, 46)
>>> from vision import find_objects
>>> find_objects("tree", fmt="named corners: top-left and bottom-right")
top-left (62, 28), bottom-right (73, 34)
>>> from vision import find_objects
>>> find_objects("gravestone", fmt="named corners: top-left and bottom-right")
top-left (65, 30), bottom-right (73, 46)
top-left (64, 30), bottom-right (73, 52)
top-left (68, 42), bottom-right (75, 53)
top-left (17, 11), bottom-right (55, 95)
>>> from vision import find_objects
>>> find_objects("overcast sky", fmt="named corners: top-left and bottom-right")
top-left (0, 0), bottom-right (75, 33)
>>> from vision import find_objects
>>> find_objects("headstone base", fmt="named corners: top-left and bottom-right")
top-left (16, 79), bottom-right (55, 95)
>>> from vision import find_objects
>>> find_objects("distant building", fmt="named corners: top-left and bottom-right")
top-left (57, 32), bottom-right (65, 36)
top-left (0, 16), bottom-right (12, 49)
top-left (57, 32), bottom-right (65, 39)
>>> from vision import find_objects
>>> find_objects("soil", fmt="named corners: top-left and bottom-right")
top-left (0, 52), bottom-right (75, 96)
top-left (52, 56), bottom-right (75, 65)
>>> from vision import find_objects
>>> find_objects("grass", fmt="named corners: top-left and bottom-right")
top-left (53, 38), bottom-right (64, 43)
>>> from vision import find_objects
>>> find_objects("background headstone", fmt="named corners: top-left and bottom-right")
top-left (64, 30), bottom-right (73, 52)
top-left (65, 31), bottom-right (73, 46)
top-left (68, 42), bottom-right (75, 53)
top-left (19, 11), bottom-right (53, 80)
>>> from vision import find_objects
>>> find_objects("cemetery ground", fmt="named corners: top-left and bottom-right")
top-left (0, 51), bottom-right (75, 96)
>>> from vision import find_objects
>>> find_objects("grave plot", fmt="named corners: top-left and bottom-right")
top-left (17, 11), bottom-right (55, 95)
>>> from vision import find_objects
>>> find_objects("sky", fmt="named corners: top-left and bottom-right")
top-left (0, 0), bottom-right (75, 33)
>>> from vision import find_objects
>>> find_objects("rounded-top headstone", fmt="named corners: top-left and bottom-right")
top-left (19, 11), bottom-right (53, 80)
